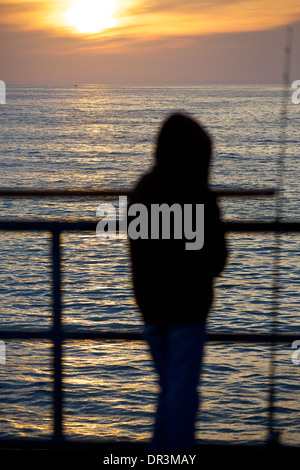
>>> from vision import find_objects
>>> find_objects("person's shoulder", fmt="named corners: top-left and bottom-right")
top-left (129, 169), bottom-right (157, 203)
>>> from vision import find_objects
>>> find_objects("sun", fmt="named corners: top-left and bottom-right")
top-left (62, 0), bottom-right (120, 34)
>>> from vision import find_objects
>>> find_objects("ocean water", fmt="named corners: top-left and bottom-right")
top-left (0, 85), bottom-right (299, 445)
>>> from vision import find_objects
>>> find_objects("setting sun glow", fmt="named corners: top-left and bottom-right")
top-left (62, 0), bottom-right (120, 34)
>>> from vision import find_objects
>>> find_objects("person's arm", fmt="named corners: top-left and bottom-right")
top-left (205, 198), bottom-right (228, 277)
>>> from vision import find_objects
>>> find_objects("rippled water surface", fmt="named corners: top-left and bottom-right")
top-left (0, 85), bottom-right (299, 445)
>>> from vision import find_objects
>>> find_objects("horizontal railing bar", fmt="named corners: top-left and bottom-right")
top-left (224, 221), bottom-right (300, 232)
top-left (0, 438), bottom-right (299, 453)
top-left (0, 188), bottom-right (276, 198)
top-left (0, 330), bottom-right (298, 343)
top-left (0, 330), bottom-right (141, 340)
top-left (0, 439), bottom-right (299, 453)
top-left (0, 220), bottom-right (299, 232)
top-left (0, 189), bottom-right (128, 198)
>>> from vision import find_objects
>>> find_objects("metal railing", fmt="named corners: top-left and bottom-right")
top-left (0, 188), bottom-right (299, 451)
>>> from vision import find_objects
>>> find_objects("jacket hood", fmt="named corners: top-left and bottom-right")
top-left (154, 113), bottom-right (212, 181)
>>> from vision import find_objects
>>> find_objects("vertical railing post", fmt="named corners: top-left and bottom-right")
top-left (52, 228), bottom-right (63, 448)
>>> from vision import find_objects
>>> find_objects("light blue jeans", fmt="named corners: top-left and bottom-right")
top-left (144, 321), bottom-right (207, 450)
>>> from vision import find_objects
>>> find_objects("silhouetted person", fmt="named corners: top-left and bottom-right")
top-left (128, 113), bottom-right (227, 450)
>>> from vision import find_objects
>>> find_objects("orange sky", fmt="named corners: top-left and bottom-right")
top-left (1, 0), bottom-right (300, 84)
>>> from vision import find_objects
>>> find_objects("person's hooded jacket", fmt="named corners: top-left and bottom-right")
top-left (128, 113), bottom-right (227, 325)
